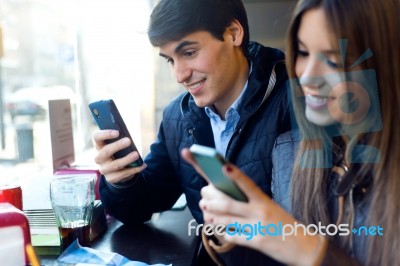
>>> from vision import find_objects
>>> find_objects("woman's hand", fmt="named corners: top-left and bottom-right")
top-left (183, 152), bottom-right (325, 266)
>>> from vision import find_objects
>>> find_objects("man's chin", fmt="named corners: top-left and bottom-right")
top-left (191, 97), bottom-right (209, 108)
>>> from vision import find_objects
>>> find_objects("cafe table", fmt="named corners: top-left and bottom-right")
top-left (40, 207), bottom-right (200, 266)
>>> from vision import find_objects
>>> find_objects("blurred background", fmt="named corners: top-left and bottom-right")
top-left (0, 0), bottom-right (296, 189)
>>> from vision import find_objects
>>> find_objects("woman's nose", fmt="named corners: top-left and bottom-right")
top-left (301, 56), bottom-right (322, 80)
top-left (297, 57), bottom-right (329, 90)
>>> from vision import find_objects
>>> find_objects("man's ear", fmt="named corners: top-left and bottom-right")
top-left (226, 19), bottom-right (244, 46)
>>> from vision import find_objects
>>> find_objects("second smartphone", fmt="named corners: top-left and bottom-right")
top-left (89, 99), bottom-right (143, 168)
top-left (189, 144), bottom-right (248, 202)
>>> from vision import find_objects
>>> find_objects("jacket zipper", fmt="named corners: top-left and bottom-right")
top-left (226, 65), bottom-right (278, 158)
top-left (188, 127), bottom-right (199, 143)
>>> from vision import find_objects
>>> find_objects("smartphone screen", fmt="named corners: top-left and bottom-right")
top-left (89, 99), bottom-right (143, 167)
top-left (189, 144), bottom-right (248, 202)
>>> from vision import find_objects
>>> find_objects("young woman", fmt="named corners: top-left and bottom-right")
top-left (182, 0), bottom-right (400, 265)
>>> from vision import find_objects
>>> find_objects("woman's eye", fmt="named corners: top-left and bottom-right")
top-left (317, 53), bottom-right (341, 69)
top-left (166, 58), bottom-right (174, 64)
top-left (297, 50), bottom-right (309, 57)
top-left (326, 60), bottom-right (339, 69)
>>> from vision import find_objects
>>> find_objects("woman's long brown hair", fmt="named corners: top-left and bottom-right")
top-left (285, 0), bottom-right (400, 265)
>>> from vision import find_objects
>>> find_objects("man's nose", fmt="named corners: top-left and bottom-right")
top-left (173, 61), bottom-right (191, 84)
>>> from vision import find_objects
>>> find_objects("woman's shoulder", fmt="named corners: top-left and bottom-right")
top-left (275, 130), bottom-right (300, 145)
top-left (273, 130), bottom-right (300, 158)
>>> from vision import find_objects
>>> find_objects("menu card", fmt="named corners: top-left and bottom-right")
top-left (49, 99), bottom-right (75, 172)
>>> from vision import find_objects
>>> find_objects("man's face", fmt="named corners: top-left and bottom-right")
top-left (159, 30), bottom-right (247, 116)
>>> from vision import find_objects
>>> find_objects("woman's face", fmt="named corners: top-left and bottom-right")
top-left (295, 8), bottom-right (356, 127)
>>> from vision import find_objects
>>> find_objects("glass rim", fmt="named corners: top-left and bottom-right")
top-left (50, 174), bottom-right (95, 184)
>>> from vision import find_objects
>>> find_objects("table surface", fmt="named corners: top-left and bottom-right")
top-left (40, 207), bottom-right (200, 266)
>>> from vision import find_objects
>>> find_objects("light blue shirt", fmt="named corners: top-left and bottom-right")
top-left (205, 65), bottom-right (252, 157)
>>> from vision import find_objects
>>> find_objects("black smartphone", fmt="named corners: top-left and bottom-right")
top-left (89, 99), bottom-right (143, 168)
top-left (189, 144), bottom-right (248, 202)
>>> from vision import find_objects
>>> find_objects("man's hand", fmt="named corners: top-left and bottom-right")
top-left (93, 129), bottom-right (147, 184)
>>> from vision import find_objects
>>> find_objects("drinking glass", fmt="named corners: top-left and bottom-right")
top-left (50, 175), bottom-right (95, 252)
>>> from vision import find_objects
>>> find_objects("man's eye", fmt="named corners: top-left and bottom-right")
top-left (166, 58), bottom-right (174, 64)
top-left (183, 50), bottom-right (196, 57)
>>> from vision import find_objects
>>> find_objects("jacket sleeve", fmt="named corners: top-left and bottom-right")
top-left (271, 130), bottom-right (298, 211)
top-left (99, 121), bottom-right (183, 225)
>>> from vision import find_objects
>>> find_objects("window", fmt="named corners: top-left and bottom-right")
top-left (0, 0), bottom-right (156, 196)
top-left (0, 0), bottom-right (296, 209)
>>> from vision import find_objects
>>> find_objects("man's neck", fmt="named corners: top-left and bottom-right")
top-left (213, 60), bottom-right (250, 119)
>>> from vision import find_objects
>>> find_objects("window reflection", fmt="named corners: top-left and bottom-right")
top-left (0, 0), bottom-right (296, 196)
top-left (0, 0), bottom-right (155, 188)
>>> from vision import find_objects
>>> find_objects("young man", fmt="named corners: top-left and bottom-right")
top-left (93, 0), bottom-right (290, 265)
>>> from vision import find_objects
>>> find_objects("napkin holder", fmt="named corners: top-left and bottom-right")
top-left (0, 203), bottom-right (31, 265)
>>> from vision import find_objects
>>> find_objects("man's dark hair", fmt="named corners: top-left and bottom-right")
top-left (148, 0), bottom-right (250, 57)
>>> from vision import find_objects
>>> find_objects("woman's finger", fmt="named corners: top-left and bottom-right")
top-left (222, 164), bottom-right (271, 202)
top-left (200, 185), bottom-right (251, 218)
